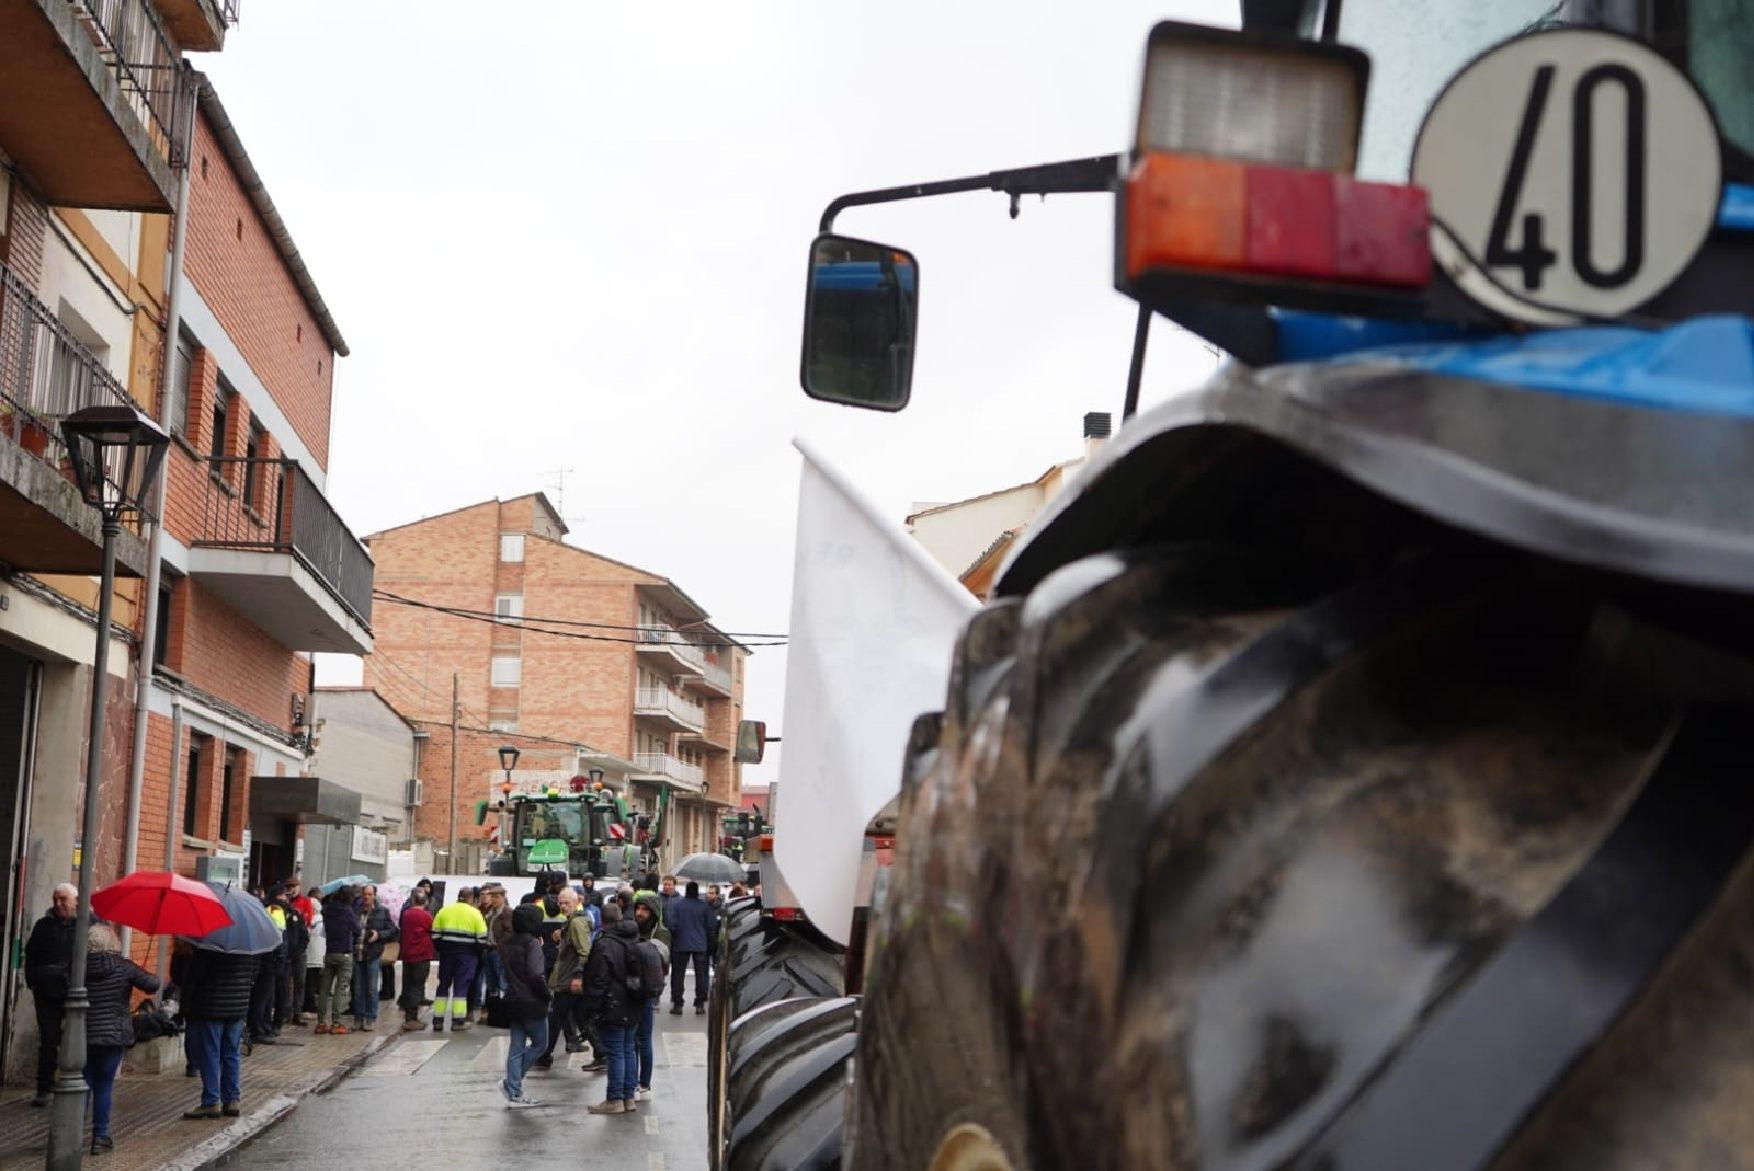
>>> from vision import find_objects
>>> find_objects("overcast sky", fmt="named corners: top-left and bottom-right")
top-left (201, 0), bottom-right (1235, 786)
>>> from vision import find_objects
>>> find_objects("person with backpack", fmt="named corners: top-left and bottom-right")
top-left (580, 902), bottom-right (644, 1114)
top-left (497, 902), bottom-right (552, 1107)
top-left (631, 896), bottom-right (670, 1101)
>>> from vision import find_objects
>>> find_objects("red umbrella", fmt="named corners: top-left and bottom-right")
top-left (93, 871), bottom-right (233, 937)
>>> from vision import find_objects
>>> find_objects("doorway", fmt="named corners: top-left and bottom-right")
top-left (0, 644), bottom-right (42, 1081)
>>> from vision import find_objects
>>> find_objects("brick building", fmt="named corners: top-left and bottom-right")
top-left (0, 2), bottom-right (373, 1083)
top-left (363, 494), bottom-right (747, 872)
top-left (139, 76), bottom-right (373, 894)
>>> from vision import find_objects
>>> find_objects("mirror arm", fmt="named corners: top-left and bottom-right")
top-left (819, 154), bottom-right (1121, 233)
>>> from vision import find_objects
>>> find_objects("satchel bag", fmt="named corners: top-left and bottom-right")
top-left (483, 989), bottom-right (511, 1029)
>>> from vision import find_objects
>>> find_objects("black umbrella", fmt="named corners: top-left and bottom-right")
top-left (675, 852), bottom-right (745, 885)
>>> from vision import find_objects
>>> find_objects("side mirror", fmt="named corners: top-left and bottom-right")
top-left (800, 233), bottom-right (918, 411)
top-left (736, 719), bottom-right (768, 765)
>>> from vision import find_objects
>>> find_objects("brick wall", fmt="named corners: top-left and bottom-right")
top-left (364, 501), bottom-right (500, 723)
top-left (168, 579), bottom-right (307, 730)
top-left (184, 114), bottom-right (334, 469)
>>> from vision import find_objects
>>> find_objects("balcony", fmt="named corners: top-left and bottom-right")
top-left (682, 654), bottom-right (733, 697)
top-left (636, 624), bottom-right (709, 676)
top-left (152, 0), bottom-right (236, 53)
top-left (188, 457), bottom-right (373, 654)
top-left (0, 262), bottom-right (150, 575)
top-left (0, 0), bottom-right (194, 211)
top-left (634, 686), bottom-right (706, 734)
top-left (630, 752), bottom-right (705, 794)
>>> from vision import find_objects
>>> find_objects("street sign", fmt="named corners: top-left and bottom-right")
top-left (1412, 28), bottom-right (1722, 325)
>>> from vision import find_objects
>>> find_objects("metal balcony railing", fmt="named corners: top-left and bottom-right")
top-left (75, 0), bottom-right (195, 168)
top-left (631, 752), bottom-right (705, 789)
top-left (699, 657), bottom-right (732, 692)
top-left (196, 457), bottom-right (374, 627)
top-left (0, 261), bottom-right (137, 474)
top-left (634, 687), bottom-right (707, 730)
top-left (637, 624), bottom-right (709, 671)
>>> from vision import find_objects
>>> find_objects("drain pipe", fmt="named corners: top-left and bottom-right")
top-left (122, 72), bottom-right (196, 957)
top-left (154, 703), bottom-right (186, 991)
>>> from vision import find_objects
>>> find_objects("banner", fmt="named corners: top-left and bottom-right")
top-left (775, 438), bottom-right (978, 943)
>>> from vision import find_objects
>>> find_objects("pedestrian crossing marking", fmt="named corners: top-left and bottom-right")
top-left (468, 1034), bottom-right (511, 1071)
top-left (356, 1039), bottom-right (448, 1077)
top-left (648, 1154), bottom-right (666, 1171)
top-left (645, 1115), bottom-right (660, 1136)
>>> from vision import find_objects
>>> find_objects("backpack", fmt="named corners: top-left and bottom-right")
top-left (626, 938), bottom-right (666, 999)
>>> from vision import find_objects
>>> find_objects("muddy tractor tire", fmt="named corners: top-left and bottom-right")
top-left (841, 505), bottom-right (1754, 1171)
top-left (709, 904), bottom-right (846, 1170)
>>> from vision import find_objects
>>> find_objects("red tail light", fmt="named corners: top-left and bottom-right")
top-left (1126, 152), bottom-right (1431, 289)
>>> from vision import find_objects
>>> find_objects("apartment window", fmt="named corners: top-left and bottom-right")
top-left (210, 380), bottom-right (232, 464)
top-left (491, 655), bottom-right (522, 687)
top-left (499, 533), bottom-right (524, 562)
top-left (168, 327), bottom-right (195, 437)
top-left (152, 574), bottom-right (175, 668)
top-left (494, 594), bottom-right (524, 624)
top-left (242, 419), bottom-right (264, 511)
top-left (182, 739), bottom-right (204, 837)
top-left (218, 746), bottom-right (240, 844)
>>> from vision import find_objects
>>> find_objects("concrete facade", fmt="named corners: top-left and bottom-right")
top-left (907, 417), bottom-right (1110, 599)
top-left (362, 494), bottom-right (748, 873)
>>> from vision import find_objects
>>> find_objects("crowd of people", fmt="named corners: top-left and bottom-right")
top-left (17, 869), bottom-right (742, 1150)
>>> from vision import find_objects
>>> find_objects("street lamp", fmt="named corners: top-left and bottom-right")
top-left (50, 405), bottom-right (167, 1171)
top-left (494, 746), bottom-right (519, 855)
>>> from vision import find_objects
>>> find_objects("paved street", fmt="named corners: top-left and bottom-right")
top-left (214, 988), bottom-right (710, 1171)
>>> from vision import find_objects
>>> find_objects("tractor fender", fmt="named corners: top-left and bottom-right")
top-left (998, 322), bottom-right (1754, 600)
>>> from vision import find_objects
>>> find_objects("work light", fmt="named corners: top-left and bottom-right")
top-left (1123, 21), bottom-right (1429, 291)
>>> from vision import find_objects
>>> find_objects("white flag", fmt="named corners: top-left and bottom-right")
top-left (775, 438), bottom-right (979, 944)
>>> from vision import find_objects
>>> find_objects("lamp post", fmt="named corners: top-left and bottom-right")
top-left (497, 745), bottom-right (520, 860)
top-left (49, 406), bottom-right (168, 1171)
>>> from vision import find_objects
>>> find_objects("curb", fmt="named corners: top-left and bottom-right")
top-left (166, 1035), bottom-right (393, 1171)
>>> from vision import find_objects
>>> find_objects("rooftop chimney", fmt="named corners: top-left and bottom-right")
top-left (1083, 412), bottom-right (1112, 439)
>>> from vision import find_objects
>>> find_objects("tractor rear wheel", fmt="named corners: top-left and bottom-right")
top-left (846, 531), bottom-right (1754, 1170)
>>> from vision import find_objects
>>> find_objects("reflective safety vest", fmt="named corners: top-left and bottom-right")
top-left (431, 902), bottom-right (488, 946)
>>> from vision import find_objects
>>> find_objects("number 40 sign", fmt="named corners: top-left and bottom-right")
top-left (1412, 28), bottom-right (1722, 325)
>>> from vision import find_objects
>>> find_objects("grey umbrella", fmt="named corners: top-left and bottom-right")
top-left (674, 852), bottom-right (745, 885)
top-left (182, 882), bottom-right (283, 954)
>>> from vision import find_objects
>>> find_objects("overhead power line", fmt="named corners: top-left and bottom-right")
top-left (372, 589), bottom-right (786, 640)
top-left (371, 590), bottom-right (787, 647)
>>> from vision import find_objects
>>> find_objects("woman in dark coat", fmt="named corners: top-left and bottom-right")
top-left (496, 902), bottom-right (551, 1107)
top-left (84, 923), bottom-right (161, 1153)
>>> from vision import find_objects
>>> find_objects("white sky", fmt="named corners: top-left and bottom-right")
top-left (200, 0), bottom-right (1235, 786)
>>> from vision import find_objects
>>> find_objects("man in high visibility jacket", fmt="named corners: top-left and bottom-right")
top-left (430, 892), bottom-right (488, 1032)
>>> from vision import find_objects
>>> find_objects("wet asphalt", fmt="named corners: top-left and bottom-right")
top-left (213, 971), bottom-right (711, 1171)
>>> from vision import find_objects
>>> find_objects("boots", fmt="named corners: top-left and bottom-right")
top-left (432, 1017), bottom-right (444, 1033)
top-left (453, 1011), bottom-right (474, 1032)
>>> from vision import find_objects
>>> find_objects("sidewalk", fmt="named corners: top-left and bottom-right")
top-left (0, 1026), bottom-right (393, 1171)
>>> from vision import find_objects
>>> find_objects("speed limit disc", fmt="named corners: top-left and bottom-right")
top-left (1412, 28), bottom-right (1723, 325)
